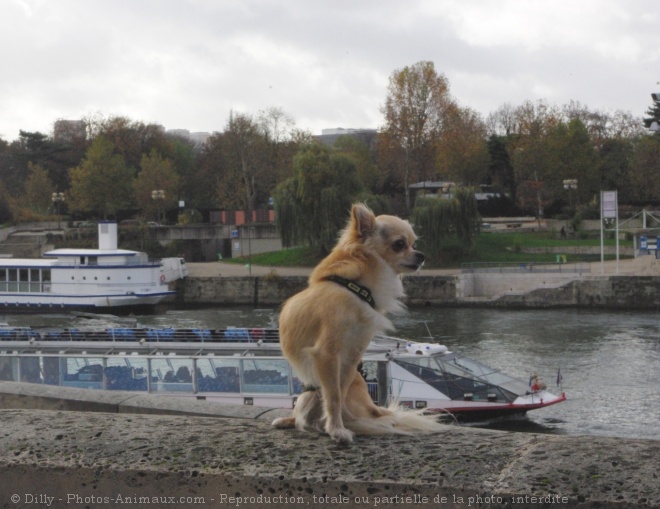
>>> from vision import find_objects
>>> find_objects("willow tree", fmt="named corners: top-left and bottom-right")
top-left (273, 143), bottom-right (365, 254)
top-left (411, 188), bottom-right (481, 261)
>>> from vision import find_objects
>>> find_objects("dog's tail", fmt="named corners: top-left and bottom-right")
top-left (345, 403), bottom-right (446, 436)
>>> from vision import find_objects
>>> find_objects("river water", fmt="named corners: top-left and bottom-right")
top-left (2, 306), bottom-right (658, 441)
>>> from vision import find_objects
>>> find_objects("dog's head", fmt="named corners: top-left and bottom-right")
top-left (341, 203), bottom-right (425, 274)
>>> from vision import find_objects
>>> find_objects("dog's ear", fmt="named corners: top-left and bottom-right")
top-left (351, 203), bottom-right (376, 239)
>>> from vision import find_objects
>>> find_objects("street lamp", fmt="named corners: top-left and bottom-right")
top-left (563, 179), bottom-right (578, 211)
top-left (151, 190), bottom-right (165, 223)
top-left (51, 192), bottom-right (65, 229)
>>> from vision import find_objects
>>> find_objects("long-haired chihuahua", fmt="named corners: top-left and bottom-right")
top-left (272, 203), bottom-right (443, 443)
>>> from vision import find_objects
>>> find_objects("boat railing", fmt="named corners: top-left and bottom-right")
top-left (0, 327), bottom-right (281, 344)
top-left (49, 259), bottom-right (161, 268)
top-left (461, 261), bottom-right (591, 274)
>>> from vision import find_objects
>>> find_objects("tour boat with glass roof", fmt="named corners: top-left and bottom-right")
top-left (0, 326), bottom-right (565, 419)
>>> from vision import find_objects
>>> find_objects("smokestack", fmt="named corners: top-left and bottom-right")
top-left (98, 221), bottom-right (118, 250)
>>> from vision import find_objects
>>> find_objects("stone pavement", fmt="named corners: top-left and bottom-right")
top-left (0, 407), bottom-right (657, 508)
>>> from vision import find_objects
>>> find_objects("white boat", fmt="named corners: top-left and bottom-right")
top-left (0, 222), bottom-right (187, 311)
top-left (0, 326), bottom-right (566, 420)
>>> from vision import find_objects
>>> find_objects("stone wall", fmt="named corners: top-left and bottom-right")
top-left (179, 274), bottom-right (660, 309)
top-left (0, 406), bottom-right (657, 508)
top-left (179, 275), bottom-right (308, 307)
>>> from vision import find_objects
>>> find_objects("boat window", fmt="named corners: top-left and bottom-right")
top-left (7, 269), bottom-right (17, 292)
top-left (29, 269), bottom-right (40, 292)
top-left (19, 357), bottom-right (42, 383)
top-left (19, 269), bottom-right (29, 292)
top-left (438, 357), bottom-right (519, 387)
top-left (0, 269), bottom-right (5, 291)
top-left (88, 256), bottom-right (98, 265)
top-left (150, 358), bottom-right (194, 393)
top-left (0, 358), bottom-right (17, 381)
top-left (62, 357), bottom-right (104, 390)
top-left (361, 360), bottom-right (381, 404)
top-left (105, 358), bottom-right (148, 391)
top-left (197, 358), bottom-right (241, 393)
top-left (394, 358), bottom-right (517, 403)
top-left (241, 359), bottom-right (290, 394)
top-left (42, 269), bottom-right (51, 282)
top-left (42, 357), bottom-right (60, 385)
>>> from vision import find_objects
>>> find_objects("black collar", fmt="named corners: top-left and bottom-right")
top-left (325, 275), bottom-right (376, 309)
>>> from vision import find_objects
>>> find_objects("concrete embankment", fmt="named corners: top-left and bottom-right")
top-left (0, 383), bottom-right (658, 508)
top-left (178, 272), bottom-right (660, 309)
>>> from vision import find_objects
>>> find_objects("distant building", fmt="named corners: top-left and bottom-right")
top-left (166, 129), bottom-right (210, 146)
top-left (315, 127), bottom-right (378, 149)
top-left (53, 120), bottom-right (86, 143)
top-left (409, 181), bottom-right (455, 199)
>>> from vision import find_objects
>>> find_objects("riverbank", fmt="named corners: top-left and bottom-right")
top-left (179, 257), bottom-right (660, 309)
top-left (0, 383), bottom-right (657, 508)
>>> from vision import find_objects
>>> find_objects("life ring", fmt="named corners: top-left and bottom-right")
top-left (160, 274), bottom-right (166, 283)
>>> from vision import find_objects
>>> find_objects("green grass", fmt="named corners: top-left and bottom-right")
top-left (226, 232), bottom-right (633, 269)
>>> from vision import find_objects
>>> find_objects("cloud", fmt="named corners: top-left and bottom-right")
top-left (0, 0), bottom-right (658, 141)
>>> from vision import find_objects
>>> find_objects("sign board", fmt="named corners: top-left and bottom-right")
top-left (231, 230), bottom-right (239, 239)
top-left (602, 191), bottom-right (617, 219)
top-left (640, 235), bottom-right (648, 250)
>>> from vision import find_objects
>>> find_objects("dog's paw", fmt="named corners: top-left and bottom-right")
top-left (272, 417), bottom-right (296, 429)
top-left (328, 426), bottom-right (354, 444)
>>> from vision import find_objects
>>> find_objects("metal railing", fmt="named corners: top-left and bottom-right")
top-left (461, 262), bottom-right (591, 274)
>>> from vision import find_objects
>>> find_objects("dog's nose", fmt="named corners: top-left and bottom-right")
top-left (414, 251), bottom-right (425, 264)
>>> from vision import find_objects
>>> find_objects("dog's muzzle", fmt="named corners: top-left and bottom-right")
top-left (404, 250), bottom-right (425, 270)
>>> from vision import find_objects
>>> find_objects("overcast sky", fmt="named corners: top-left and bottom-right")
top-left (1, 0), bottom-right (658, 141)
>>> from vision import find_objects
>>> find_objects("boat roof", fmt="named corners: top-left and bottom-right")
top-left (0, 259), bottom-right (56, 267)
top-left (43, 248), bottom-right (139, 257)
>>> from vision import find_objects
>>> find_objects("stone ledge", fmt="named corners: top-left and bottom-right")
top-left (0, 381), bottom-right (289, 421)
top-left (0, 408), bottom-right (657, 508)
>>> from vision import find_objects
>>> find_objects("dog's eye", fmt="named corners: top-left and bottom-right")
top-left (392, 239), bottom-right (406, 252)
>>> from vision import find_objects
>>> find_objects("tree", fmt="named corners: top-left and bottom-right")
top-left (97, 115), bottom-right (174, 172)
top-left (68, 136), bottom-right (135, 219)
top-left (135, 149), bottom-right (180, 221)
top-left (274, 143), bottom-right (364, 253)
top-left (333, 135), bottom-right (380, 193)
top-left (411, 188), bottom-right (481, 261)
top-left (486, 135), bottom-right (516, 197)
top-left (24, 162), bottom-right (55, 215)
top-left (643, 94), bottom-right (660, 130)
top-left (257, 107), bottom-right (306, 186)
top-left (380, 61), bottom-right (456, 210)
top-left (508, 100), bottom-right (561, 222)
top-left (436, 106), bottom-right (490, 186)
top-left (597, 138), bottom-right (633, 201)
top-left (224, 112), bottom-right (269, 215)
top-left (626, 135), bottom-right (660, 203)
top-left (168, 135), bottom-right (203, 210)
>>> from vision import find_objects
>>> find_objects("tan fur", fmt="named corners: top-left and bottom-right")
top-left (272, 203), bottom-right (442, 443)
